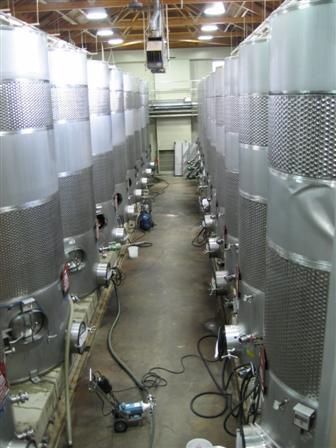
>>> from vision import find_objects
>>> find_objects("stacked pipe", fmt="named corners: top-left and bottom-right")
top-left (87, 59), bottom-right (115, 245)
top-left (48, 44), bottom-right (110, 297)
top-left (0, 21), bottom-right (69, 383)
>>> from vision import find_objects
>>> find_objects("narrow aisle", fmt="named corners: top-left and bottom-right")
top-left (71, 177), bottom-right (234, 448)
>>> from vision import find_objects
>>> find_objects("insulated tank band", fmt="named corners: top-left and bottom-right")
top-left (224, 96), bottom-right (239, 133)
top-left (88, 87), bottom-right (110, 116)
top-left (223, 170), bottom-right (239, 238)
top-left (92, 151), bottom-right (115, 203)
top-left (239, 195), bottom-right (267, 291)
top-left (269, 94), bottom-right (336, 179)
top-left (0, 192), bottom-right (64, 301)
top-left (58, 166), bottom-right (96, 238)
top-left (239, 95), bottom-right (268, 146)
top-left (51, 84), bottom-right (89, 122)
top-left (0, 79), bottom-right (52, 132)
top-left (265, 244), bottom-right (329, 400)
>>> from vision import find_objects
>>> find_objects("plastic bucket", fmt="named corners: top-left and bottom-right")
top-left (128, 245), bottom-right (139, 259)
top-left (186, 439), bottom-right (213, 448)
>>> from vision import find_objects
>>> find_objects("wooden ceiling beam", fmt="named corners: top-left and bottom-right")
top-left (38, 15), bottom-right (262, 32)
top-left (66, 29), bottom-right (244, 43)
top-left (10, 0), bottom-right (279, 13)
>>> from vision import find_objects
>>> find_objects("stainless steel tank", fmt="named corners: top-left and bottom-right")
top-left (0, 338), bottom-right (30, 447)
top-left (49, 44), bottom-right (105, 297)
top-left (139, 79), bottom-right (148, 168)
top-left (142, 80), bottom-right (151, 165)
top-left (223, 55), bottom-right (239, 275)
top-left (109, 66), bottom-right (128, 217)
top-left (123, 73), bottom-right (137, 191)
top-left (133, 77), bottom-right (143, 173)
top-left (224, 38), bottom-right (270, 361)
top-left (260, 1), bottom-right (336, 446)
top-left (0, 21), bottom-right (69, 383)
top-left (87, 59), bottom-right (115, 245)
top-left (214, 64), bottom-right (226, 239)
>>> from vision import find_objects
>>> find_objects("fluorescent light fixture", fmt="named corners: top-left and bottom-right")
top-left (85, 8), bottom-right (108, 20)
top-left (201, 24), bottom-right (218, 32)
top-left (96, 29), bottom-right (114, 37)
top-left (204, 2), bottom-right (225, 16)
top-left (108, 37), bottom-right (124, 45)
top-left (198, 35), bottom-right (214, 41)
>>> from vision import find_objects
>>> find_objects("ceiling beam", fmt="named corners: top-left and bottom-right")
top-left (11, 0), bottom-right (280, 14)
top-left (67, 29), bottom-right (244, 43)
top-left (39, 15), bottom-right (262, 32)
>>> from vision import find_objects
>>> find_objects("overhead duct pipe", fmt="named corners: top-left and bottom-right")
top-left (149, 0), bottom-right (162, 37)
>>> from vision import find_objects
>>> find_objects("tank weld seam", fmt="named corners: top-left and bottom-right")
top-left (267, 238), bottom-right (332, 272)
top-left (239, 189), bottom-right (267, 204)
top-left (0, 191), bottom-right (59, 213)
top-left (269, 167), bottom-right (336, 185)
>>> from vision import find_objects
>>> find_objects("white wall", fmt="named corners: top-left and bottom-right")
top-left (103, 46), bottom-right (232, 161)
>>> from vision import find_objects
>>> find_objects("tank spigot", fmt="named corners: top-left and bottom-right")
top-left (10, 392), bottom-right (29, 404)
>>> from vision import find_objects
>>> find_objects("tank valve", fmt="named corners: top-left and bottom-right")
top-left (10, 392), bottom-right (29, 404)
top-left (136, 177), bottom-right (149, 187)
top-left (112, 227), bottom-right (128, 244)
top-left (95, 262), bottom-right (113, 287)
top-left (15, 428), bottom-right (35, 440)
top-left (124, 204), bottom-right (138, 221)
top-left (142, 168), bottom-right (153, 177)
top-left (236, 424), bottom-right (269, 448)
top-left (206, 237), bottom-right (224, 257)
top-left (133, 188), bottom-right (147, 202)
top-left (210, 270), bottom-right (235, 296)
top-left (202, 214), bottom-right (217, 233)
top-left (200, 197), bottom-right (210, 213)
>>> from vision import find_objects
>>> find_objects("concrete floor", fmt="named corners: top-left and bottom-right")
top-left (69, 177), bottom-right (235, 448)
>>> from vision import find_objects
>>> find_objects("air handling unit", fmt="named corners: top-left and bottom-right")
top-left (146, 0), bottom-right (168, 73)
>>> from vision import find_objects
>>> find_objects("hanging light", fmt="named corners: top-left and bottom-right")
top-left (97, 29), bottom-right (114, 37)
top-left (85, 8), bottom-right (108, 20)
top-left (201, 24), bottom-right (218, 32)
top-left (108, 37), bottom-right (124, 45)
top-left (198, 35), bottom-right (214, 41)
top-left (204, 2), bottom-right (225, 16)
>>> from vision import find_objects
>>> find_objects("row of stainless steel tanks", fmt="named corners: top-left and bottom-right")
top-left (0, 15), bottom-right (153, 447)
top-left (197, 0), bottom-right (336, 447)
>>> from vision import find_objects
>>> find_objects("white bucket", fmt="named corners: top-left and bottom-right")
top-left (186, 439), bottom-right (213, 448)
top-left (128, 245), bottom-right (139, 259)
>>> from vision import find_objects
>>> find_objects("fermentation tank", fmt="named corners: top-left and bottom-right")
top-left (223, 56), bottom-right (239, 275)
top-left (109, 66), bottom-right (128, 216)
top-left (49, 44), bottom-right (109, 297)
top-left (224, 38), bottom-right (270, 361)
top-left (87, 59), bottom-right (115, 245)
top-left (139, 79), bottom-right (150, 167)
top-left (0, 338), bottom-right (30, 447)
top-left (214, 65), bottom-right (226, 239)
top-left (123, 73), bottom-right (137, 191)
top-left (0, 22), bottom-right (69, 383)
top-left (143, 80), bottom-right (151, 164)
top-left (258, 1), bottom-right (336, 446)
top-left (133, 77), bottom-right (143, 172)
